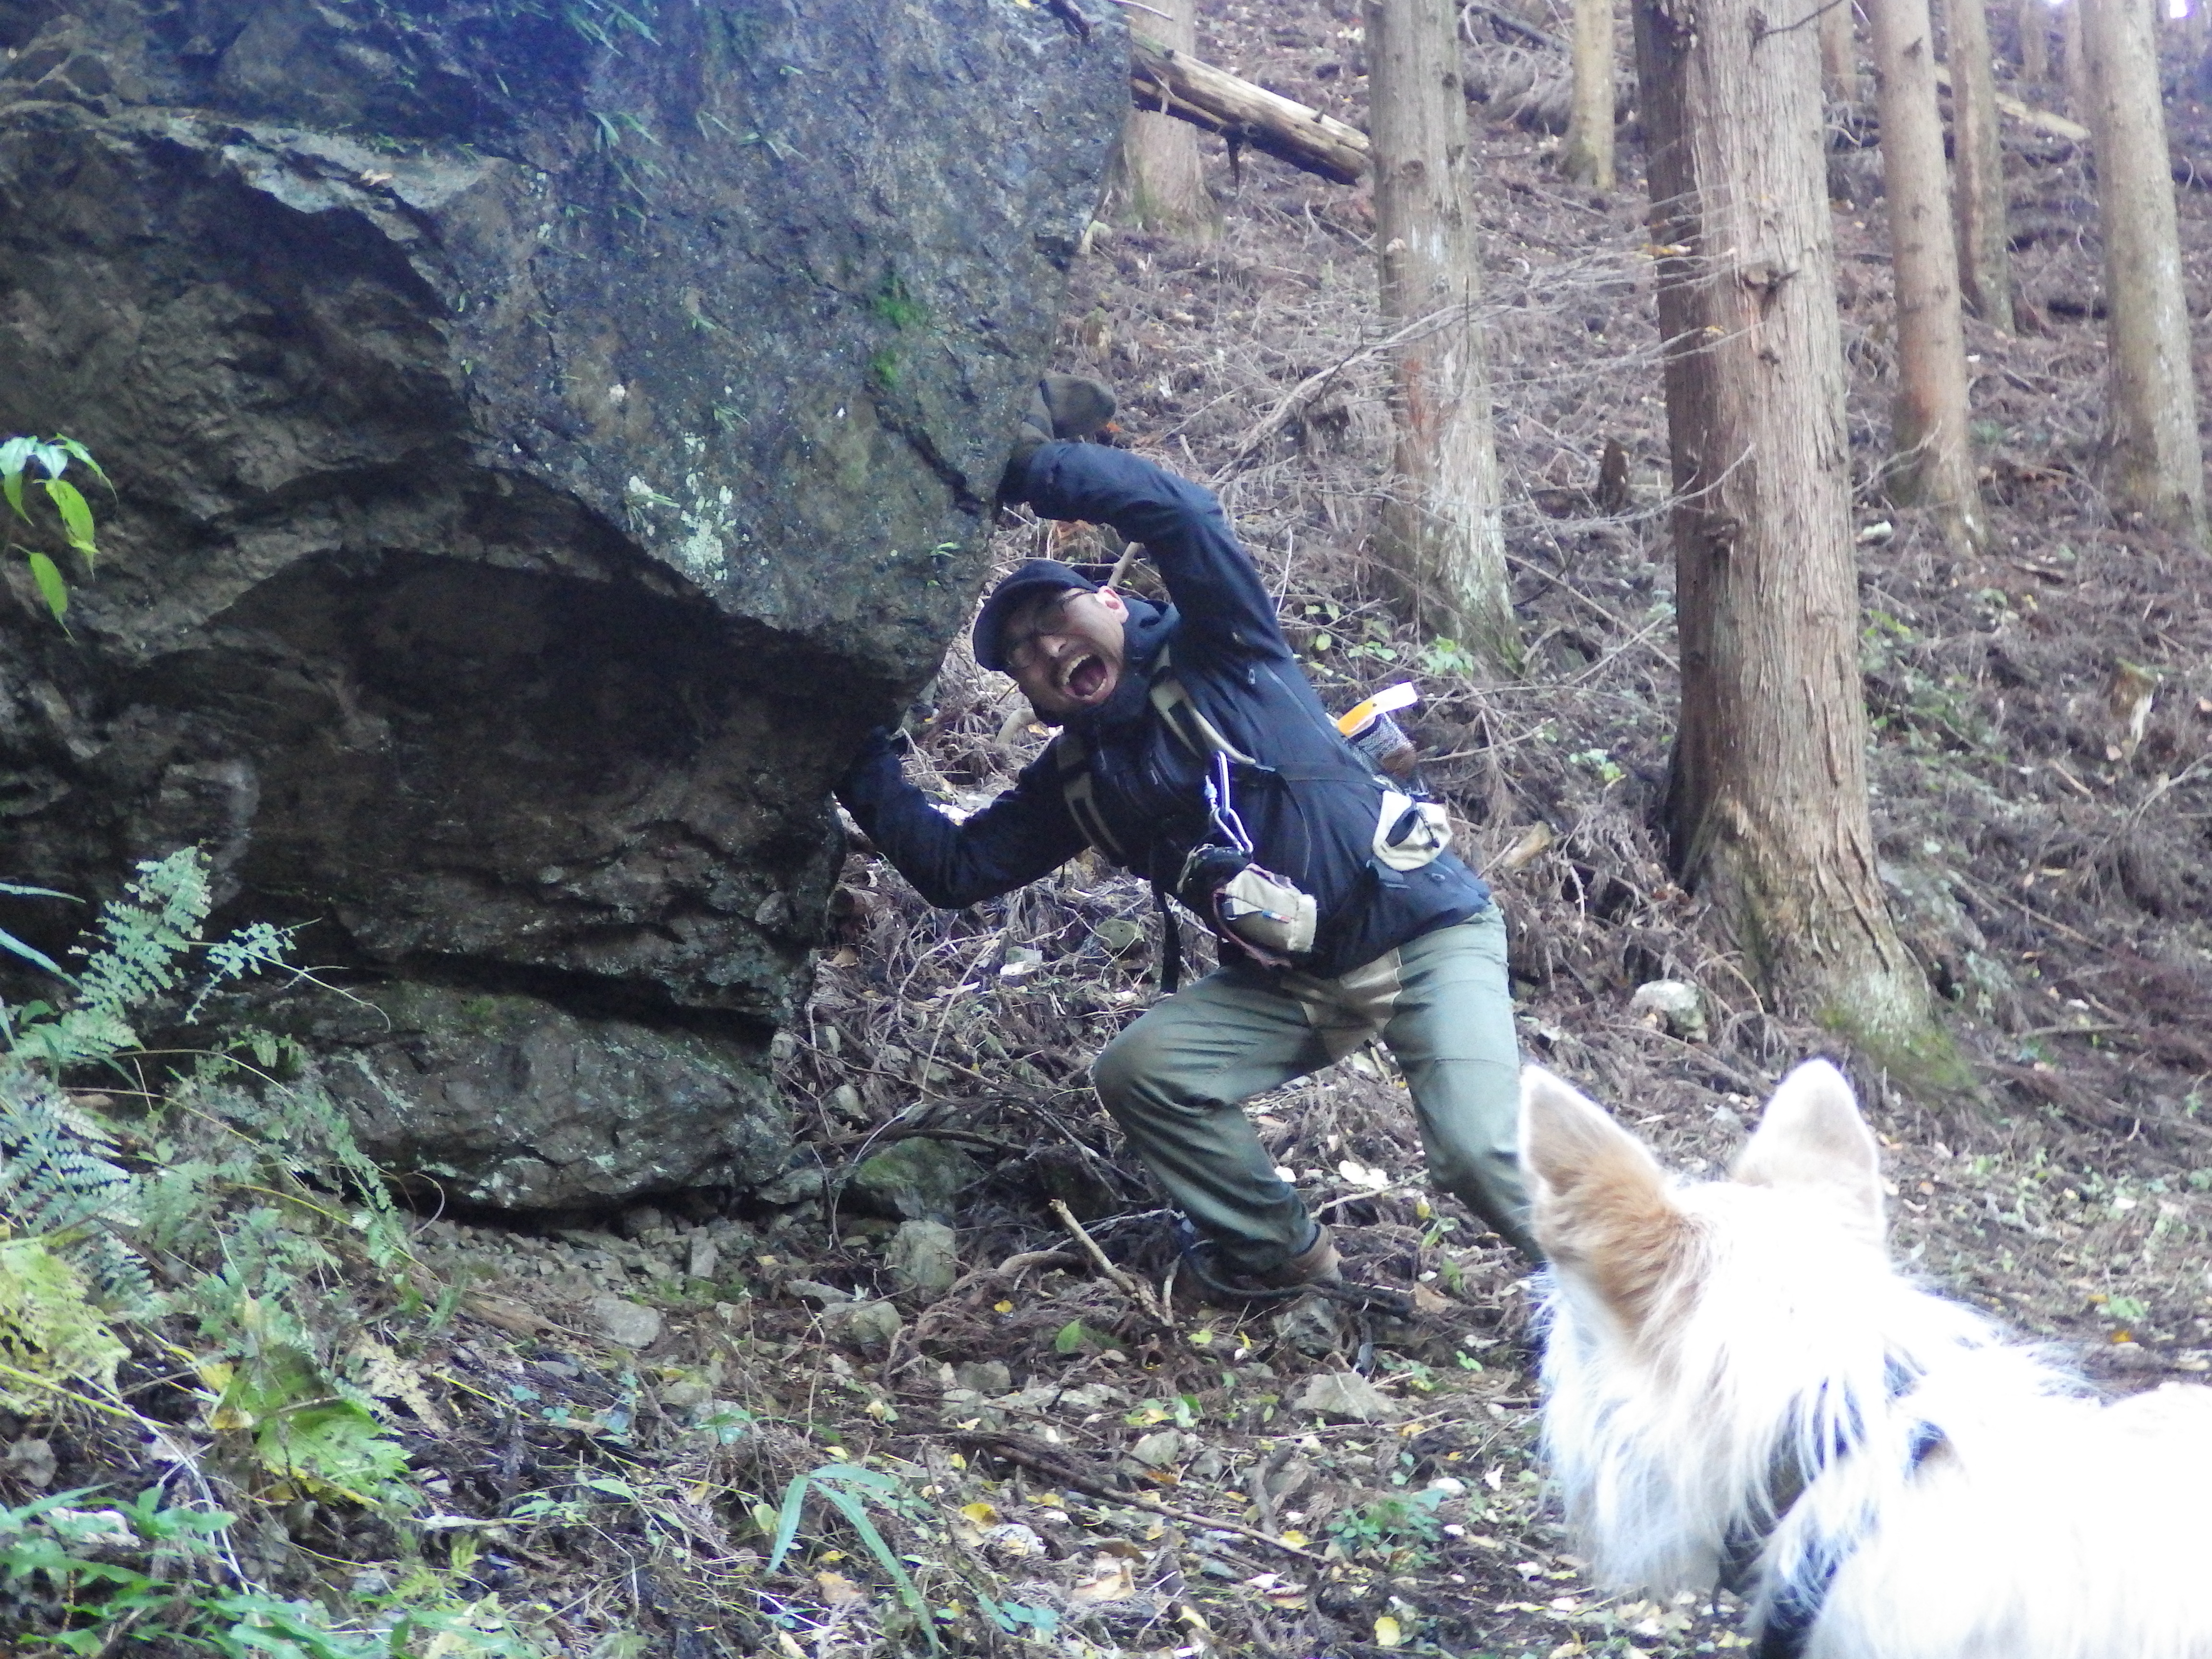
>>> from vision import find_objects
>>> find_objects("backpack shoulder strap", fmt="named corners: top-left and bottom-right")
top-left (1049, 728), bottom-right (1128, 863)
top-left (1146, 645), bottom-right (1260, 766)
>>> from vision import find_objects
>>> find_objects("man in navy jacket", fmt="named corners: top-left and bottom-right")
top-left (838, 387), bottom-right (1538, 1286)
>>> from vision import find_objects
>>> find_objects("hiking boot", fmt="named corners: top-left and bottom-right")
top-left (1178, 1220), bottom-right (1341, 1305)
top-left (1252, 1222), bottom-right (1341, 1289)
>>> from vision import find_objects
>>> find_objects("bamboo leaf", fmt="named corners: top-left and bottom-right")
top-left (814, 1481), bottom-right (940, 1654)
top-left (765, 1471), bottom-right (811, 1573)
top-left (0, 926), bottom-right (66, 977)
top-left (811, 1462), bottom-right (899, 1492)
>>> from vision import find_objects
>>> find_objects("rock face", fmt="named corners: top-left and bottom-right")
top-left (0, 0), bottom-right (1127, 1205)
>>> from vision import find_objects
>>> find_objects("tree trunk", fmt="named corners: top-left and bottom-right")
top-left (2061, 0), bottom-right (2090, 110)
top-left (1944, 0), bottom-right (2015, 328)
top-left (2081, 0), bottom-right (2206, 535)
top-left (1562, 0), bottom-right (1618, 188)
top-left (1365, 0), bottom-right (1519, 671)
top-left (1824, 0), bottom-right (1863, 100)
top-left (1869, 0), bottom-right (1985, 547)
top-left (1631, 0), bottom-right (1933, 1050)
top-left (2018, 0), bottom-right (2050, 81)
top-left (1112, 0), bottom-right (1223, 240)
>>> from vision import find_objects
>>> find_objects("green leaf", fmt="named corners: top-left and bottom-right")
top-left (25, 550), bottom-right (68, 623)
top-left (1053, 1318), bottom-right (1091, 1355)
top-left (810, 1461), bottom-right (898, 1492)
top-left (50, 438), bottom-right (110, 492)
top-left (0, 436), bottom-right (32, 520)
top-left (814, 1481), bottom-right (940, 1654)
top-left (41, 478), bottom-right (96, 562)
top-left (765, 1470), bottom-right (810, 1573)
top-left (28, 442), bottom-right (67, 481)
top-left (0, 882), bottom-right (74, 900)
top-left (0, 925), bottom-right (66, 978)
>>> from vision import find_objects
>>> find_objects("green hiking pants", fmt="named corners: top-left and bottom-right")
top-left (1090, 909), bottom-right (1540, 1269)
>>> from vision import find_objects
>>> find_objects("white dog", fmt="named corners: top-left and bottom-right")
top-left (1519, 1058), bottom-right (2212, 1659)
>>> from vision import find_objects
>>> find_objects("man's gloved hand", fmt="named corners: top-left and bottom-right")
top-left (836, 724), bottom-right (910, 802)
top-left (1002, 373), bottom-right (1116, 502)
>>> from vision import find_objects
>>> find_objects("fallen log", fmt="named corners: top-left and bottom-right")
top-left (1129, 30), bottom-right (1370, 185)
top-left (1931, 65), bottom-right (2089, 145)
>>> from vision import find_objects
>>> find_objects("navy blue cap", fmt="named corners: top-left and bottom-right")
top-left (972, 559), bottom-right (1102, 671)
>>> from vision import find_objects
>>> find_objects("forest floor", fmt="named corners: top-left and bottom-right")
top-left (17, 4), bottom-right (2212, 1658)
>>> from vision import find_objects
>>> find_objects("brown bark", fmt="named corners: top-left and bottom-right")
top-left (1870, 0), bottom-right (1986, 546)
top-left (2081, 0), bottom-right (2206, 535)
top-left (1562, 0), bottom-right (1618, 188)
top-left (1113, 0), bottom-right (1223, 239)
top-left (1365, 0), bottom-right (1518, 670)
top-left (1824, 0), bottom-right (1863, 100)
top-left (2018, 0), bottom-right (2050, 82)
top-left (1129, 33), bottom-right (1371, 185)
top-left (2061, 0), bottom-right (2090, 111)
top-left (1943, 0), bottom-right (2015, 328)
top-left (1632, 0), bottom-right (1931, 1044)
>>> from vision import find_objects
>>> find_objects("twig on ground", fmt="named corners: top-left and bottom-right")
top-left (944, 1429), bottom-right (1327, 1564)
top-left (1050, 1199), bottom-right (1176, 1329)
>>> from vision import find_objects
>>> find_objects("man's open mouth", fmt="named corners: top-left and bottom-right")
top-left (1061, 654), bottom-right (1109, 701)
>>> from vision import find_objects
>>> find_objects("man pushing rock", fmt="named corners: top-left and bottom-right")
top-left (836, 376), bottom-right (1540, 1294)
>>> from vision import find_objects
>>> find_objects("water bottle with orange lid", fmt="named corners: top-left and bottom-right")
top-left (1336, 682), bottom-right (1420, 778)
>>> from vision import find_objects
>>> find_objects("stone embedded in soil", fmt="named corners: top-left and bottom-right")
top-left (1629, 979), bottom-right (1708, 1042)
top-left (822, 1298), bottom-right (903, 1351)
top-left (884, 1219), bottom-right (962, 1297)
top-left (953, 1359), bottom-right (1013, 1395)
top-left (1128, 1428), bottom-right (1185, 1468)
top-left (1288, 1370), bottom-right (1402, 1423)
top-left (585, 1294), bottom-right (664, 1351)
top-left (846, 1139), bottom-right (984, 1224)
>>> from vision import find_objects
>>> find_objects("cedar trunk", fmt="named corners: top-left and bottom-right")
top-left (1113, 0), bottom-right (1223, 240)
top-left (2081, 0), bottom-right (2205, 535)
top-left (2018, 0), bottom-right (2050, 81)
top-left (1562, 0), bottom-right (1618, 188)
top-left (1632, 0), bottom-right (1930, 1041)
top-left (1365, 0), bottom-right (1518, 670)
top-left (1944, 0), bottom-right (2015, 328)
top-left (1823, 0), bottom-right (1863, 99)
top-left (1870, 0), bottom-right (1985, 547)
top-left (2061, 0), bottom-right (2089, 111)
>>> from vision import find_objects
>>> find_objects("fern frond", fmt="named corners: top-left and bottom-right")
top-left (0, 1063), bottom-right (132, 1238)
top-left (9, 848), bottom-right (212, 1074)
top-left (0, 1063), bottom-right (156, 1310)
top-left (69, 847), bottom-right (212, 1028)
top-left (0, 1237), bottom-right (129, 1408)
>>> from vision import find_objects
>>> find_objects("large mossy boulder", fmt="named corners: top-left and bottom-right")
top-left (0, 0), bottom-right (1127, 1206)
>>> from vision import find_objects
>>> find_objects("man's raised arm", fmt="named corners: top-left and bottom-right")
top-left (1010, 444), bottom-right (1292, 663)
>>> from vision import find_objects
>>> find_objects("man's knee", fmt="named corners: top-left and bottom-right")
top-left (1090, 1023), bottom-right (1161, 1118)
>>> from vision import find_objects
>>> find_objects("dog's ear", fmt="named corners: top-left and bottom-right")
top-left (1732, 1059), bottom-right (1885, 1242)
top-left (1520, 1067), bottom-right (1686, 1329)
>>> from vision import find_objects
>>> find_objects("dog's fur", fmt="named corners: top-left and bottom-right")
top-left (1521, 1060), bottom-right (2212, 1658)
